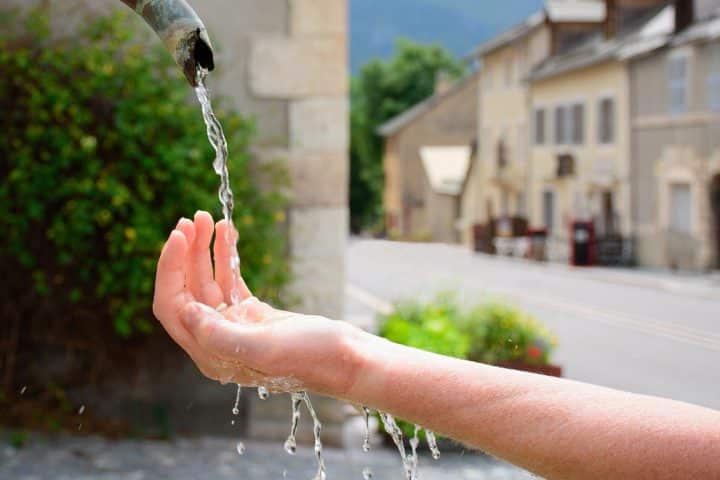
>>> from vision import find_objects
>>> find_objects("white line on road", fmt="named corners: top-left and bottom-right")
top-left (347, 283), bottom-right (720, 353)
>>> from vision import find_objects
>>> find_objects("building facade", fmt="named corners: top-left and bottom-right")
top-left (529, 59), bottom-right (633, 262)
top-left (630, 13), bottom-right (720, 270)
top-left (380, 73), bottom-right (479, 242)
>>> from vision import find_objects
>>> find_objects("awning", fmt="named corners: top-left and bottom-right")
top-left (420, 146), bottom-right (472, 196)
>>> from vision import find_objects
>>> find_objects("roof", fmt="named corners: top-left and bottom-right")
top-left (420, 146), bottom-right (472, 196)
top-left (472, 11), bottom-right (546, 58)
top-left (377, 71), bottom-right (478, 137)
top-left (531, 5), bottom-right (675, 81)
top-left (472, 1), bottom-right (606, 59)
top-left (545, 0), bottom-right (605, 23)
top-left (672, 14), bottom-right (720, 46)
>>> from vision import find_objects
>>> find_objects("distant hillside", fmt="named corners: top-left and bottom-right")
top-left (351, 0), bottom-right (544, 73)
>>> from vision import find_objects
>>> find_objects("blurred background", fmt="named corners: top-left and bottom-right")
top-left (1, 0), bottom-right (719, 479)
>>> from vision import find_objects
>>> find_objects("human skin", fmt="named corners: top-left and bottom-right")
top-left (154, 212), bottom-right (720, 480)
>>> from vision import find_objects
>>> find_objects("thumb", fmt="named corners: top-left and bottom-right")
top-left (181, 302), bottom-right (263, 361)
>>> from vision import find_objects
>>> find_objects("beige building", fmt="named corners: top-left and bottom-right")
top-left (26, 0), bottom-right (350, 444)
top-left (379, 72), bottom-right (479, 242)
top-left (462, 1), bottom-right (608, 248)
top-left (629, 3), bottom-right (720, 270)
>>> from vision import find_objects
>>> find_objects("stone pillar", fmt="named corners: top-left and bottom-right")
top-left (195, 0), bottom-right (350, 446)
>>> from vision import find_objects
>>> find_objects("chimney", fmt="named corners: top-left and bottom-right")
top-left (605, 0), bottom-right (617, 39)
top-left (675, 0), bottom-right (695, 32)
top-left (435, 71), bottom-right (453, 96)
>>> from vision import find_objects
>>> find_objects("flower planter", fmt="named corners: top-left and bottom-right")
top-left (496, 361), bottom-right (563, 377)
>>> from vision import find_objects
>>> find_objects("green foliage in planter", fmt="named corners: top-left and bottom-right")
top-left (0, 7), bottom-right (290, 338)
top-left (463, 302), bottom-right (558, 366)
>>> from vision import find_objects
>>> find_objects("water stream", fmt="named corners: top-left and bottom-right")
top-left (194, 68), bottom-right (437, 480)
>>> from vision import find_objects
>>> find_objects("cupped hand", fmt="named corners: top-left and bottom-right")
top-left (152, 212), bottom-right (361, 396)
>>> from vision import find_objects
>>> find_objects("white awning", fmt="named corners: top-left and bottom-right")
top-left (420, 146), bottom-right (471, 196)
top-left (545, 0), bottom-right (605, 23)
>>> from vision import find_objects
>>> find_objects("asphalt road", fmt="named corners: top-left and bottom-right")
top-left (346, 239), bottom-right (720, 411)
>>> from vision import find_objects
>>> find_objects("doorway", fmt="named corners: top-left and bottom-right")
top-left (711, 175), bottom-right (720, 269)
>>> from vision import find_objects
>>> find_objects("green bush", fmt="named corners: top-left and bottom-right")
top-left (0, 7), bottom-right (290, 338)
top-left (463, 302), bottom-right (558, 366)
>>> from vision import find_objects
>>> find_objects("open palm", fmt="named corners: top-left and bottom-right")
top-left (152, 212), bottom-right (357, 396)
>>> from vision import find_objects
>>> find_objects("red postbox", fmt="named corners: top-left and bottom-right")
top-left (570, 220), bottom-right (596, 266)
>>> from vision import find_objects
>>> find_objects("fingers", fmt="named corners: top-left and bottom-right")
top-left (185, 211), bottom-right (224, 307)
top-left (214, 220), bottom-right (252, 303)
top-left (181, 301), bottom-right (264, 366)
top-left (153, 229), bottom-right (196, 346)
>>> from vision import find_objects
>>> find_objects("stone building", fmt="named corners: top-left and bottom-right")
top-left (628, 0), bottom-right (720, 270)
top-left (463, 0), bottom-right (608, 250)
top-left (17, 0), bottom-right (350, 445)
top-left (525, 2), bottom-right (674, 264)
top-left (379, 72), bottom-right (479, 243)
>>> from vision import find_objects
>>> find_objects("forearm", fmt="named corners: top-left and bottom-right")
top-left (337, 327), bottom-right (720, 480)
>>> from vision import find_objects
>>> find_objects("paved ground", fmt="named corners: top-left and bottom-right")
top-left (347, 239), bottom-right (720, 411)
top-left (0, 436), bottom-right (534, 480)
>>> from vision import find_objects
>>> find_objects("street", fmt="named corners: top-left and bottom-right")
top-left (347, 239), bottom-right (720, 410)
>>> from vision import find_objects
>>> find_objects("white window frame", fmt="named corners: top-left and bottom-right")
top-left (668, 50), bottom-right (691, 115)
top-left (669, 182), bottom-right (693, 234)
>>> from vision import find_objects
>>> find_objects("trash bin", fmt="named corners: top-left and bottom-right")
top-left (527, 228), bottom-right (548, 261)
top-left (570, 220), bottom-right (596, 266)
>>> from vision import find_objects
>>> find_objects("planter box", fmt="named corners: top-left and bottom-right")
top-left (496, 361), bottom-right (563, 377)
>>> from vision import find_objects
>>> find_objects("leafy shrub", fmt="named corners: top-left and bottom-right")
top-left (0, 7), bottom-right (290, 340)
top-left (380, 293), bottom-right (557, 366)
top-left (463, 303), bottom-right (558, 366)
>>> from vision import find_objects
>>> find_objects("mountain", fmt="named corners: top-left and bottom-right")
top-left (350, 0), bottom-right (544, 73)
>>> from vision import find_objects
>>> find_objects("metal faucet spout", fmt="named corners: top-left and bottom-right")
top-left (119, 0), bottom-right (214, 86)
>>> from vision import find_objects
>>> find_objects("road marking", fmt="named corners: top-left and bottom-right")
top-left (347, 283), bottom-right (720, 353)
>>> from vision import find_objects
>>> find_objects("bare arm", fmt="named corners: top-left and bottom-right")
top-left (154, 214), bottom-right (720, 480)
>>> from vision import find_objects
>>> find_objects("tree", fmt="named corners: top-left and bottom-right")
top-left (350, 39), bottom-right (464, 232)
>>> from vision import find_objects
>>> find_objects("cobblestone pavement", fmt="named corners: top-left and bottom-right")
top-left (0, 435), bottom-right (535, 480)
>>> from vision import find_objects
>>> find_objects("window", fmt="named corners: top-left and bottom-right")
top-left (598, 97), bottom-right (615, 144)
top-left (571, 103), bottom-right (584, 145)
top-left (708, 44), bottom-right (720, 111)
top-left (534, 108), bottom-right (546, 145)
top-left (555, 105), bottom-right (567, 144)
top-left (504, 57), bottom-right (513, 87)
top-left (543, 190), bottom-right (556, 232)
top-left (669, 183), bottom-right (692, 234)
top-left (668, 53), bottom-right (689, 114)
top-left (517, 192), bottom-right (527, 217)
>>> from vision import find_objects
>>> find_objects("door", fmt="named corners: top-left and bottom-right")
top-left (711, 175), bottom-right (720, 269)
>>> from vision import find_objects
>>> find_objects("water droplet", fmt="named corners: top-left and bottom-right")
top-left (232, 384), bottom-right (242, 415)
top-left (78, 405), bottom-right (85, 415)
top-left (362, 467), bottom-right (373, 479)
top-left (258, 386), bottom-right (269, 400)
top-left (236, 442), bottom-right (246, 455)
top-left (283, 437), bottom-right (297, 455)
top-left (362, 406), bottom-right (371, 452)
top-left (283, 471), bottom-right (288, 478)
top-left (231, 420), bottom-right (235, 426)
top-left (426, 430), bottom-right (441, 460)
top-left (19, 386), bottom-right (27, 395)
top-left (77, 423), bottom-right (82, 431)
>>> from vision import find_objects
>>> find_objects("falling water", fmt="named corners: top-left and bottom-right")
top-left (361, 406), bottom-right (372, 452)
top-left (379, 412), bottom-right (416, 480)
top-left (194, 69), bottom-right (243, 306)
top-left (284, 393), bottom-right (304, 455)
top-left (425, 430), bottom-right (441, 460)
top-left (409, 425), bottom-right (420, 473)
top-left (232, 385), bottom-right (242, 415)
top-left (195, 69), bottom-right (326, 478)
top-left (301, 392), bottom-right (327, 480)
